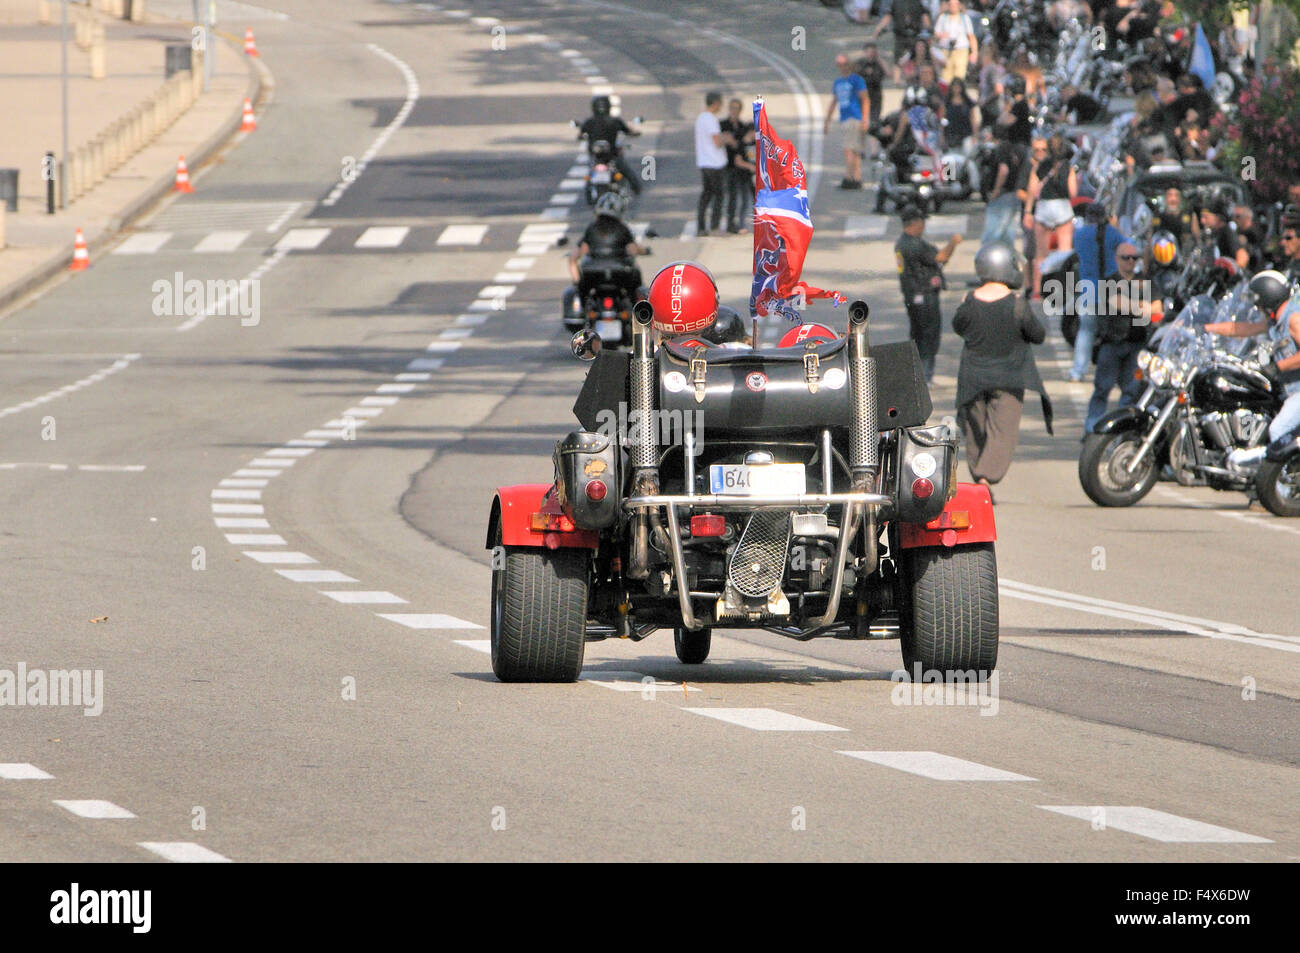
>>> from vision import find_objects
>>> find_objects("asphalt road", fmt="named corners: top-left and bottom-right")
top-left (0, 0), bottom-right (1295, 863)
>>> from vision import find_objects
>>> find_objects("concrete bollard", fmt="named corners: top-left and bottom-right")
top-left (38, 0), bottom-right (50, 25)
top-left (90, 22), bottom-right (106, 79)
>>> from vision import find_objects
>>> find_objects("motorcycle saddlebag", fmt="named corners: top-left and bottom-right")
top-left (553, 430), bottom-right (620, 530)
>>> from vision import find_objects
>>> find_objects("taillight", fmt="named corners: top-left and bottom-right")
top-left (912, 478), bottom-right (934, 499)
top-left (920, 169), bottom-right (932, 178)
top-left (690, 514), bottom-right (726, 537)
top-left (586, 480), bottom-right (607, 501)
top-left (603, 296), bottom-right (614, 308)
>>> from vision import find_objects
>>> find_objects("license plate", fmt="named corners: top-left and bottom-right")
top-left (591, 168), bottom-right (612, 184)
top-left (595, 319), bottom-right (623, 342)
top-left (709, 463), bottom-right (806, 496)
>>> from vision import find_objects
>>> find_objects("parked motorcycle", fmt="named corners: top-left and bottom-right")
top-left (1079, 283), bottom-right (1278, 506)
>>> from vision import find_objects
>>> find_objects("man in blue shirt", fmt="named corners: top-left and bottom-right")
top-left (823, 54), bottom-right (868, 190)
top-left (1070, 202), bottom-right (1127, 383)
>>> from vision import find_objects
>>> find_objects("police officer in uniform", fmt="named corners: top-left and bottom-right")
top-left (894, 204), bottom-right (962, 382)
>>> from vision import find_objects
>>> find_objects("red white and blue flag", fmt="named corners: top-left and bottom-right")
top-left (750, 99), bottom-right (842, 321)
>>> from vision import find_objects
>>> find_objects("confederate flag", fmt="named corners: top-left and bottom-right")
top-left (749, 99), bottom-right (842, 321)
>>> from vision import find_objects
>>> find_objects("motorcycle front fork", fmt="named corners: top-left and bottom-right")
top-left (1125, 396), bottom-right (1180, 476)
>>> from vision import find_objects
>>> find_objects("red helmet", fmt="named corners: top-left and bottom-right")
top-left (648, 261), bottom-right (718, 335)
top-left (777, 322), bottom-right (838, 347)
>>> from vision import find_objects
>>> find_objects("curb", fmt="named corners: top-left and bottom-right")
top-left (0, 33), bottom-right (266, 316)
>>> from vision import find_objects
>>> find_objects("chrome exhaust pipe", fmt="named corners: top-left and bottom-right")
top-left (627, 300), bottom-right (657, 580)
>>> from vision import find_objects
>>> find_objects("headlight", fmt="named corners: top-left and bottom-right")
top-left (1148, 358), bottom-right (1170, 387)
top-left (1136, 350), bottom-right (1152, 370)
top-left (1171, 364), bottom-right (1188, 389)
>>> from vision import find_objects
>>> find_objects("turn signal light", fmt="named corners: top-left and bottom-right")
top-left (690, 514), bottom-right (726, 537)
top-left (925, 510), bottom-right (970, 530)
top-left (911, 478), bottom-right (934, 499)
top-left (531, 512), bottom-right (576, 533)
top-left (586, 480), bottom-right (607, 501)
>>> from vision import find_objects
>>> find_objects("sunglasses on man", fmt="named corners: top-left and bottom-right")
top-left (1117, 254), bottom-right (1140, 261)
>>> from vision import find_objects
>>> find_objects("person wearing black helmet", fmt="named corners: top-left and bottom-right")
top-left (568, 191), bottom-right (648, 288)
top-left (952, 241), bottom-right (1052, 498)
top-left (1208, 270), bottom-right (1300, 464)
top-left (578, 95), bottom-right (642, 195)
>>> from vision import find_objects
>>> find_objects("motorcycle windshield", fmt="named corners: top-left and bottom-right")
top-left (1210, 282), bottom-right (1266, 357)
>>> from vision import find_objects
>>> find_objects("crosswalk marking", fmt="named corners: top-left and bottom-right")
top-left (843, 215), bottom-right (887, 239)
top-left (224, 533), bottom-right (286, 545)
top-left (355, 225), bottom-right (410, 248)
top-left (242, 551), bottom-right (317, 564)
top-left (276, 569), bottom-right (358, 583)
top-left (925, 214), bottom-right (969, 235)
top-left (275, 228), bottom-right (331, 251)
top-left (114, 232), bottom-right (173, 254)
top-left (437, 224), bottom-right (488, 245)
top-left (684, 708), bottom-right (848, 732)
top-left (1039, 806), bottom-right (1272, 843)
top-left (194, 230), bottom-right (250, 252)
top-left (838, 751), bottom-right (1036, 781)
top-left (213, 517), bottom-right (270, 528)
top-left (0, 763), bottom-right (53, 780)
top-left (376, 613), bottom-right (482, 629)
top-left (148, 200), bottom-right (301, 233)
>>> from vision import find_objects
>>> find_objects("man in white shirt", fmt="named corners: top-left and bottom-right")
top-left (933, 0), bottom-right (977, 86)
top-left (694, 91), bottom-right (729, 236)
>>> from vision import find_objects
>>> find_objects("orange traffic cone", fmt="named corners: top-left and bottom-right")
top-left (244, 27), bottom-right (259, 57)
top-left (240, 98), bottom-right (257, 132)
top-left (69, 228), bottom-right (89, 271)
top-left (173, 155), bottom-right (194, 193)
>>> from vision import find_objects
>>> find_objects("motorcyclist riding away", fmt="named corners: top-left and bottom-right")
top-left (888, 85), bottom-right (942, 184)
top-left (578, 95), bottom-right (642, 195)
top-left (568, 191), bottom-right (649, 288)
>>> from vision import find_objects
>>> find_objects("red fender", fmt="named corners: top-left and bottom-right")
top-left (487, 483), bottom-right (599, 551)
top-left (897, 482), bottom-right (996, 549)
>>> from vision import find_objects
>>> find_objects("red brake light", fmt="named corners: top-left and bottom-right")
top-left (912, 478), bottom-right (934, 499)
top-left (690, 514), bottom-right (726, 537)
top-left (603, 297), bottom-right (614, 308)
top-left (920, 169), bottom-right (932, 178)
top-left (586, 480), bottom-right (607, 501)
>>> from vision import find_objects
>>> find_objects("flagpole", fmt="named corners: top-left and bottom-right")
top-left (751, 97), bottom-right (763, 351)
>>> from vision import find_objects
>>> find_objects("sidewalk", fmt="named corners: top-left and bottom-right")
top-left (0, 0), bottom-right (260, 312)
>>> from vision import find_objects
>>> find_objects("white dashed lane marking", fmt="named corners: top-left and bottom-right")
top-left (355, 226), bottom-right (410, 248)
top-left (843, 215), bottom-right (887, 239)
top-left (219, 479), bottom-right (268, 487)
top-left (224, 534), bottom-right (286, 545)
top-left (248, 457), bottom-right (295, 468)
top-left (0, 763), bottom-right (53, 779)
top-left (0, 354), bottom-right (140, 420)
top-left (1039, 806), bottom-right (1273, 843)
top-left (275, 228), bottom-right (332, 251)
top-left (210, 503), bottom-right (264, 514)
top-left (113, 232), bottom-right (173, 254)
top-left (241, 551), bottom-right (316, 564)
top-left (211, 488), bottom-right (262, 500)
top-left (138, 842), bottom-right (232, 863)
top-left (838, 751), bottom-right (1036, 781)
top-left (436, 224), bottom-right (488, 245)
top-left (214, 517), bottom-right (270, 528)
top-left (319, 590), bottom-right (408, 604)
top-left (684, 708), bottom-right (848, 732)
top-left (265, 447), bottom-right (315, 457)
top-left (582, 672), bottom-right (702, 693)
top-left (276, 569), bottom-right (358, 583)
top-left (376, 613), bottom-right (481, 629)
top-left (194, 230), bottom-right (251, 253)
top-left (54, 800), bottom-right (136, 819)
top-left (454, 639), bottom-right (492, 654)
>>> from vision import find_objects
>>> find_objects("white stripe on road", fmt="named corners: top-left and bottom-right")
top-left (0, 763), bottom-right (53, 780)
top-left (211, 488), bottom-right (261, 500)
top-left (436, 224), bottom-right (488, 245)
top-left (361, 396), bottom-right (400, 406)
top-left (138, 842), bottom-right (232, 863)
top-left (319, 590), bottom-right (407, 604)
top-left (211, 503), bottom-right (264, 514)
top-left (1039, 806), bottom-right (1273, 843)
top-left (276, 569), bottom-right (358, 583)
top-left (266, 447), bottom-right (316, 457)
top-left (248, 457), bottom-right (295, 468)
top-left (113, 232), bottom-right (173, 254)
top-left (376, 613), bottom-right (482, 629)
top-left (0, 354), bottom-right (140, 420)
top-left (286, 439), bottom-right (328, 447)
top-left (376, 383), bottom-right (416, 394)
top-left (275, 227), bottom-right (332, 251)
top-left (394, 372), bottom-right (430, 381)
top-left (503, 257), bottom-right (535, 270)
top-left (1000, 579), bottom-right (1300, 654)
top-left (492, 271), bottom-right (528, 283)
top-left (405, 358), bottom-right (444, 371)
top-left (194, 230), bottom-right (250, 252)
top-left (425, 341), bottom-right (462, 353)
top-left (925, 214), bottom-right (968, 234)
top-left (683, 708), bottom-right (848, 731)
top-left (516, 242), bottom-right (552, 255)
top-left (582, 671), bottom-right (702, 693)
top-left (54, 799), bottom-right (136, 819)
top-left (214, 517), bottom-right (270, 528)
top-left (440, 327), bottom-right (474, 339)
top-left (454, 313), bottom-right (488, 326)
top-left (220, 478), bottom-right (268, 487)
top-left (242, 551), bottom-right (316, 564)
top-left (303, 429), bottom-right (346, 439)
top-left (224, 534), bottom-right (286, 545)
top-left (453, 639), bottom-right (491, 654)
top-left (355, 226), bottom-right (410, 248)
top-left (343, 406), bottom-right (386, 416)
top-left (233, 469), bottom-right (282, 478)
top-left (838, 751), bottom-right (1036, 781)
top-left (76, 464), bottom-right (146, 472)
top-left (843, 215), bottom-right (887, 239)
